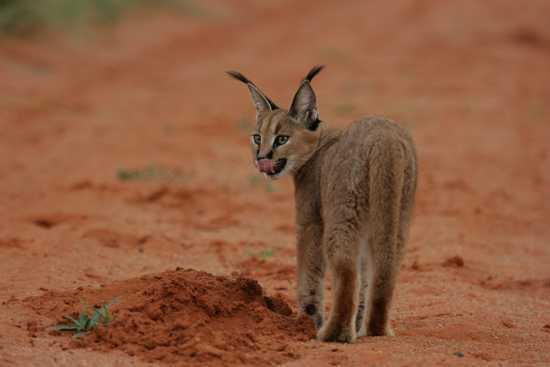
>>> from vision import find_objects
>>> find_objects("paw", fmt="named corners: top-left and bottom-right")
top-left (312, 313), bottom-right (323, 330)
top-left (317, 322), bottom-right (357, 343)
top-left (357, 325), bottom-right (367, 337)
top-left (367, 324), bottom-right (394, 337)
top-left (301, 304), bottom-right (323, 330)
top-left (355, 312), bottom-right (365, 335)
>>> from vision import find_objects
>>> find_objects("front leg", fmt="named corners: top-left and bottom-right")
top-left (317, 223), bottom-right (360, 343)
top-left (296, 223), bottom-right (325, 330)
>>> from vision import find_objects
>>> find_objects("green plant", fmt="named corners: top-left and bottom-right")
top-left (258, 248), bottom-right (274, 259)
top-left (55, 298), bottom-right (118, 337)
top-left (237, 117), bottom-right (255, 131)
top-left (245, 248), bottom-right (275, 260)
top-left (248, 175), bottom-right (277, 193)
top-left (117, 164), bottom-right (188, 182)
top-left (0, 0), bottom-right (204, 36)
top-left (333, 103), bottom-right (356, 116)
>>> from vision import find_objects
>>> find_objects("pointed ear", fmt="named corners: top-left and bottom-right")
top-left (226, 70), bottom-right (279, 117)
top-left (289, 65), bottom-right (324, 131)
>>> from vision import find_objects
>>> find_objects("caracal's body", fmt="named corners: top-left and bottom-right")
top-left (227, 66), bottom-right (417, 342)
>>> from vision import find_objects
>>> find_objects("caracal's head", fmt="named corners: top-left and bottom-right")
top-left (226, 66), bottom-right (325, 179)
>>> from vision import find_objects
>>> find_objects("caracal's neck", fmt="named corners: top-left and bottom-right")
top-left (292, 125), bottom-right (342, 192)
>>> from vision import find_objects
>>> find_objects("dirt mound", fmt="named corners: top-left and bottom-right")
top-left (25, 269), bottom-right (315, 366)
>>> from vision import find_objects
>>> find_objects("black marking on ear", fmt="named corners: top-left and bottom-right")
top-left (226, 70), bottom-right (280, 110)
top-left (288, 65), bottom-right (325, 131)
top-left (308, 119), bottom-right (321, 131)
top-left (304, 65), bottom-right (325, 83)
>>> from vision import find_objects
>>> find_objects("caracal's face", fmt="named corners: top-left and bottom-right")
top-left (250, 109), bottom-right (320, 179)
top-left (228, 66), bottom-right (325, 178)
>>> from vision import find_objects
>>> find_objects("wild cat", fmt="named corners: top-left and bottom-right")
top-left (227, 66), bottom-right (417, 343)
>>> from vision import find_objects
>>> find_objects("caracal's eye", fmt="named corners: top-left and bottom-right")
top-left (252, 134), bottom-right (262, 145)
top-left (274, 135), bottom-right (289, 147)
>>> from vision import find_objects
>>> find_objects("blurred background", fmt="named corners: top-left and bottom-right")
top-left (2, 0), bottom-right (548, 228)
top-left (1, 1), bottom-right (549, 365)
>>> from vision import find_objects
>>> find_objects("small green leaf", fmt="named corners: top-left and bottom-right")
top-left (78, 313), bottom-right (90, 331)
top-left (259, 248), bottom-right (274, 259)
top-left (54, 324), bottom-right (78, 331)
top-left (265, 181), bottom-right (275, 193)
top-left (64, 315), bottom-right (79, 324)
top-left (89, 309), bottom-right (102, 328)
top-left (53, 298), bottom-right (119, 336)
top-left (100, 307), bottom-right (111, 325)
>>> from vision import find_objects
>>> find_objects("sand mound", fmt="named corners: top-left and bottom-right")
top-left (26, 269), bottom-right (315, 366)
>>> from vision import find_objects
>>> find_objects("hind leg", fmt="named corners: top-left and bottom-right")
top-left (362, 146), bottom-right (415, 336)
top-left (317, 224), bottom-right (360, 343)
top-left (364, 197), bottom-right (413, 336)
top-left (364, 245), bottom-right (398, 336)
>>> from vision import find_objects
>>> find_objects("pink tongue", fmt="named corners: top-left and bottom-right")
top-left (257, 159), bottom-right (274, 173)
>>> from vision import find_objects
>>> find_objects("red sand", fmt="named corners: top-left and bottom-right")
top-left (1, 0), bottom-right (550, 366)
top-left (25, 269), bottom-right (314, 366)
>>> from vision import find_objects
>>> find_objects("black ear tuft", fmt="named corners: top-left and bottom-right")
top-left (226, 70), bottom-right (280, 110)
top-left (304, 65), bottom-right (325, 83)
top-left (288, 65), bottom-right (325, 131)
top-left (226, 70), bottom-right (252, 84)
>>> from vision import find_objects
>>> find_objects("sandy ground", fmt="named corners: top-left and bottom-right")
top-left (1, 0), bottom-right (550, 366)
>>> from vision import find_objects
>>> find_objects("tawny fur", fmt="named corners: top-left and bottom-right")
top-left (227, 66), bottom-right (417, 343)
